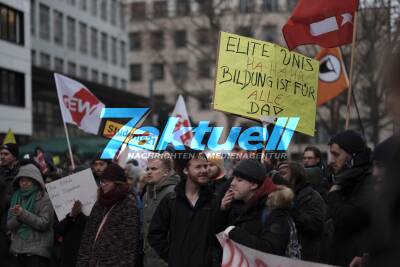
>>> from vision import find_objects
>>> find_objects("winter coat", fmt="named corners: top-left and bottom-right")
top-left (143, 173), bottom-right (179, 267)
top-left (0, 162), bottom-right (20, 202)
top-left (6, 164), bottom-right (54, 259)
top-left (76, 191), bottom-right (138, 267)
top-left (291, 183), bottom-right (326, 261)
top-left (216, 192), bottom-right (293, 257)
top-left (54, 213), bottom-right (87, 267)
top-left (148, 179), bottom-right (221, 267)
top-left (0, 180), bottom-right (9, 263)
top-left (326, 167), bottom-right (374, 266)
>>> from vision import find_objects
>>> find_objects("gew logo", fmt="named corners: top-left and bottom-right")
top-left (100, 108), bottom-right (299, 159)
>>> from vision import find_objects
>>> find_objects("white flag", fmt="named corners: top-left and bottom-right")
top-left (171, 95), bottom-right (193, 146)
top-left (54, 73), bottom-right (105, 135)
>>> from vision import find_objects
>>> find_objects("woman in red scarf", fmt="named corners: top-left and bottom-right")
top-left (76, 163), bottom-right (138, 267)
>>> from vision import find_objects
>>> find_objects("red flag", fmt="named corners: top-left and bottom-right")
top-left (283, 0), bottom-right (359, 50)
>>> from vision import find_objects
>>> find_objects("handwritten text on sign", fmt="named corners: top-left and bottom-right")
top-left (45, 169), bottom-right (98, 221)
top-left (213, 32), bottom-right (319, 136)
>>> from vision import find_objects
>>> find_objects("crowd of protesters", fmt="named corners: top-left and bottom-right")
top-left (1, 51), bottom-right (400, 267)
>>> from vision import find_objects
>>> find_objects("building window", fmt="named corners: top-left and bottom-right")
top-left (263, 0), bottom-right (279, 12)
top-left (79, 22), bottom-right (88, 54)
top-left (68, 62), bottom-right (76, 76)
top-left (112, 75), bottom-right (118, 88)
top-left (54, 10), bottom-right (63, 46)
top-left (121, 79), bottom-right (127, 90)
top-left (91, 27), bottom-right (98, 58)
top-left (173, 62), bottom-right (188, 81)
top-left (130, 64), bottom-right (142, 82)
top-left (31, 50), bottom-right (36, 65)
top-left (198, 60), bottom-right (211, 79)
top-left (196, 28), bottom-right (210, 46)
top-left (129, 32), bottom-right (141, 51)
top-left (102, 73), bottom-right (108, 85)
top-left (176, 0), bottom-right (190, 16)
top-left (150, 31), bottom-right (164, 50)
top-left (111, 37), bottom-right (117, 65)
top-left (39, 4), bottom-right (49, 41)
top-left (239, 0), bottom-right (255, 13)
top-left (80, 65), bottom-right (88, 80)
top-left (67, 17), bottom-right (76, 50)
top-left (91, 0), bottom-right (97, 16)
top-left (0, 3), bottom-right (24, 45)
top-left (130, 2), bottom-right (146, 21)
top-left (101, 32), bottom-right (108, 61)
top-left (151, 63), bottom-right (164, 80)
top-left (40, 53), bottom-right (51, 69)
top-left (153, 1), bottom-right (168, 18)
top-left (0, 67), bottom-right (25, 107)
top-left (119, 2), bottom-right (125, 29)
top-left (120, 41), bottom-right (126, 67)
top-left (92, 69), bottom-right (99, 82)
top-left (287, 0), bottom-right (297, 11)
top-left (263, 24), bottom-right (277, 42)
top-left (100, 0), bottom-right (107, 21)
top-left (80, 0), bottom-right (87, 11)
top-left (236, 26), bottom-right (253, 37)
top-left (54, 57), bottom-right (64, 73)
top-left (174, 30), bottom-right (186, 48)
top-left (31, 0), bottom-right (35, 35)
top-left (110, 0), bottom-right (117, 25)
top-left (198, 0), bottom-right (212, 15)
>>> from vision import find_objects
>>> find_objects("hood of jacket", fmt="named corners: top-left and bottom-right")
top-left (266, 186), bottom-right (294, 210)
top-left (13, 164), bottom-right (46, 191)
top-left (148, 172), bottom-right (180, 198)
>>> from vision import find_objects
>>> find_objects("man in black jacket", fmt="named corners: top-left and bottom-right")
top-left (326, 130), bottom-right (374, 266)
top-left (0, 143), bottom-right (20, 201)
top-left (277, 161), bottom-right (326, 261)
top-left (216, 160), bottom-right (294, 257)
top-left (148, 149), bottom-right (220, 267)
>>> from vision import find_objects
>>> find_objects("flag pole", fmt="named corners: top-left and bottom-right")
top-left (62, 121), bottom-right (76, 170)
top-left (345, 11), bottom-right (359, 129)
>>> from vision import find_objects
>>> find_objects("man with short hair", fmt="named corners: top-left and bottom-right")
top-left (326, 130), bottom-right (374, 266)
top-left (0, 143), bottom-right (20, 200)
top-left (143, 157), bottom-right (179, 267)
top-left (303, 146), bottom-right (329, 197)
top-left (303, 146), bottom-right (322, 168)
top-left (148, 149), bottom-right (220, 267)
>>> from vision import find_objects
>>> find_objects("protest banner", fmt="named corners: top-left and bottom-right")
top-left (213, 31), bottom-right (319, 136)
top-left (217, 234), bottom-right (338, 267)
top-left (45, 168), bottom-right (98, 221)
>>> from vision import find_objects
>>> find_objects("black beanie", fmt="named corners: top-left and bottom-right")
top-left (92, 152), bottom-right (112, 165)
top-left (1, 143), bottom-right (19, 159)
top-left (100, 163), bottom-right (127, 183)
top-left (329, 130), bottom-right (366, 155)
top-left (372, 136), bottom-right (397, 163)
top-left (174, 146), bottom-right (207, 177)
top-left (232, 159), bottom-right (266, 186)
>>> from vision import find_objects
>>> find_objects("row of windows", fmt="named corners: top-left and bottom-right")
top-left (0, 67), bottom-right (25, 107)
top-left (129, 24), bottom-right (277, 51)
top-left (0, 3), bottom-right (24, 45)
top-left (130, 0), bottom-right (296, 20)
top-left (36, 0), bottom-right (125, 29)
top-left (129, 61), bottom-right (212, 82)
top-left (32, 50), bottom-right (127, 90)
top-left (32, 2), bottom-right (126, 67)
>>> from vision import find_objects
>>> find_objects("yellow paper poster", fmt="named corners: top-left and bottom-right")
top-left (213, 31), bottom-right (319, 136)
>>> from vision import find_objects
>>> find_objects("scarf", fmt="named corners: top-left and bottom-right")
top-left (98, 183), bottom-right (130, 208)
top-left (8, 185), bottom-right (40, 240)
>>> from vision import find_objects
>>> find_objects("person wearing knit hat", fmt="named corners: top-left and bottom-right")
top-left (215, 159), bottom-right (299, 258)
top-left (76, 163), bottom-right (139, 267)
top-left (371, 136), bottom-right (397, 192)
top-left (0, 143), bottom-right (20, 202)
top-left (91, 152), bottom-right (112, 185)
top-left (206, 152), bottom-right (228, 195)
top-left (326, 130), bottom-right (375, 266)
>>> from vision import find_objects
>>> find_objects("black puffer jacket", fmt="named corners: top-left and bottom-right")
top-left (148, 180), bottom-right (221, 267)
top-left (291, 183), bottom-right (326, 261)
top-left (76, 191), bottom-right (138, 267)
top-left (326, 167), bottom-right (374, 266)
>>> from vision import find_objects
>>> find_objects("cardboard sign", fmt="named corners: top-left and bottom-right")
top-left (45, 169), bottom-right (98, 221)
top-left (213, 32), bottom-right (319, 136)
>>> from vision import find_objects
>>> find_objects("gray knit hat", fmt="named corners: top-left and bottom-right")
top-left (232, 160), bottom-right (266, 186)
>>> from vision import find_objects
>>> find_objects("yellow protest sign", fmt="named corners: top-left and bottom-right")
top-left (3, 128), bottom-right (16, 144)
top-left (213, 32), bottom-right (319, 136)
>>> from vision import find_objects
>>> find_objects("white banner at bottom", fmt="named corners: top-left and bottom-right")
top-left (217, 234), bottom-right (337, 267)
